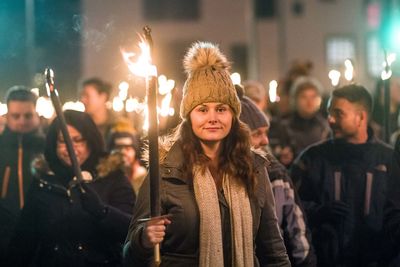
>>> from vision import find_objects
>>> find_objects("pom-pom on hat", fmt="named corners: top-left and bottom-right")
top-left (180, 41), bottom-right (241, 119)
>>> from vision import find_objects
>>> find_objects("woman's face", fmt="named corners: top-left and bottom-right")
top-left (190, 102), bottom-right (233, 143)
top-left (56, 125), bottom-right (91, 167)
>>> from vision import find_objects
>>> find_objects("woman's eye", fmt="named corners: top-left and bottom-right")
top-left (216, 107), bottom-right (226, 112)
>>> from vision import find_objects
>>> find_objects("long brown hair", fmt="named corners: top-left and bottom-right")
top-left (171, 116), bottom-right (257, 195)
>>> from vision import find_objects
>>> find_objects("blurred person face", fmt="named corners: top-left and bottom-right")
top-left (250, 126), bottom-right (269, 149)
top-left (190, 102), bottom-right (233, 144)
top-left (296, 87), bottom-right (321, 118)
top-left (6, 101), bottom-right (39, 133)
top-left (327, 97), bottom-right (365, 142)
top-left (0, 115), bottom-right (7, 134)
top-left (56, 125), bottom-right (90, 166)
top-left (80, 85), bottom-right (108, 115)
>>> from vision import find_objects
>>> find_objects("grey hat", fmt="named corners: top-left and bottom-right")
top-left (235, 85), bottom-right (269, 131)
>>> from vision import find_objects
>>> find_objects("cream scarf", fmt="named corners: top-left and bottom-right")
top-left (193, 165), bottom-right (254, 267)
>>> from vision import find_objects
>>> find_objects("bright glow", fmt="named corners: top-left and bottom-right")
top-left (121, 41), bottom-right (157, 77)
top-left (158, 74), bottom-right (175, 95)
top-left (119, 89), bottom-right (128, 101)
top-left (0, 103), bottom-right (7, 116)
top-left (230, 72), bottom-right (241, 85)
top-left (142, 108), bottom-right (149, 131)
top-left (381, 53), bottom-right (397, 80)
top-left (125, 97), bottom-right (143, 113)
top-left (159, 93), bottom-right (172, 117)
top-left (388, 53), bottom-right (397, 66)
top-left (381, 70), bottom-right (393, 80)
top-left (269, 80), bottom-right (278, 103)
top-left (329, 70), bottom-right (341, 87)
top-left (118, 81), bottom-right (129, 101)
top-left (112, 96), bottom-right (124, 112)
top-left (36, 97), bottom-right (54, 119)
top-left (119, 81), bottom-right (129, 91)
top-left (63, 101), bottom-right (85, 112)
top-left (344, 59), bottom-right (354, 82)
top-left (30, 88), bottom-right (40, 97)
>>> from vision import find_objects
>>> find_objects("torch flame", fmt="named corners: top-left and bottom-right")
top-left (121, 40), bottom-right (157, 78)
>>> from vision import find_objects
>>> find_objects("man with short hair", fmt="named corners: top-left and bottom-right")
top-left (79, 77), bottom-right (117, 140)
top-left (0, 86), bottom-right (45, 261)
top-left (291, 84), bottom-right (393, 267)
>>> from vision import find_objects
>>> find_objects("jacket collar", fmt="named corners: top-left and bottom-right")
top-left (160, 140), bottom-right (186, 182)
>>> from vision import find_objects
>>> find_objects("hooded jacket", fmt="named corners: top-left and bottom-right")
top-left (6, 111), bottom-right (135, 267)
top-left (0, 127), bottom-right (45, 262)
top-left (123, 139), bottom-right (290, 267)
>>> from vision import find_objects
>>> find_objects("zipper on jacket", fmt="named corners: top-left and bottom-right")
top-left (364, 172), bottom-right (373, 216)
top-left (334, 171), bottom-right (341, 201)
top-left (17, 135), bottom-right (24, 209)
top-left (1, 166), bottom-right (11, 198)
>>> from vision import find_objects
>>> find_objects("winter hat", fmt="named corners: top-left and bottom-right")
top-left (235, 85), bottom-right (269, 131)
top-left (107, 131), bottom-right (141, 158)
top-left (180, 41), bottom-right (241, 119)
top-left (289, 76), bottom-right (323, 110)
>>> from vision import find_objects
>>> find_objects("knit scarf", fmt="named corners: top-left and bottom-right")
top-left (193, 165), bottom-right (254, 267)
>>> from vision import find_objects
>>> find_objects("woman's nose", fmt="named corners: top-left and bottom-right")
top-left (208, 111), bottom-right (218, 123)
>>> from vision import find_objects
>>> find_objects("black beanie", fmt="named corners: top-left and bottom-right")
top-left (107, 131), bottom-right (141, 159)
top-left (235, 84), bottom-right (269, 131)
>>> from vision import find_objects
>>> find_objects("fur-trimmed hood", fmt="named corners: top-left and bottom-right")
top-left (31, 152), bottom-right (125, 182)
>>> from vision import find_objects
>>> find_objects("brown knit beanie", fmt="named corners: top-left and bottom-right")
top-left (180, 42), bottom-right (241, 119)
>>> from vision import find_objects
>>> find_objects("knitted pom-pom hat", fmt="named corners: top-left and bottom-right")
top-left (180, 42), bottom-right (241, 119)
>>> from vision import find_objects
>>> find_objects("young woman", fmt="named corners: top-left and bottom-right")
top-left (7, 110), bottom-right (135, 267)
top-left (123, 42), bottom-right (290, 267)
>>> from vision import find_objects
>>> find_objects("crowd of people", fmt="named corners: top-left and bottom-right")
top-left (1, 41), bottom-right (400, 267)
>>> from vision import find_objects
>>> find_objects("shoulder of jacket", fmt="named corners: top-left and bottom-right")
top-left (251, 148), bottom-right (271, 168)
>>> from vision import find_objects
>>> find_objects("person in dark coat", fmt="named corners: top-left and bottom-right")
top-left (0, 86), bottom-right (45, 263)
top-left (269, 76), bottom-right (330, 167)
top-left (123, 42), bottom-right (290, 267)
top-left (6, 110), bottom-right (135, 267)
top-left (384, 137), bottom-right (400, 266)
top-left (291, 85), bottom-right (393, 267)
top-left (237, 84), bottom-right (316, 267)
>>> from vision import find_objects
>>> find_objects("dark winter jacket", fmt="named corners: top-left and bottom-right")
top-left (123, 141), bottom-right (290, 267)
top-left (269, 112), bottom-right (330, 166)
top-left (384, 138), bottom-right (400, 266)
top-left (291, 135), bottom-right (393, 267)
top-left (266, 153), bottom-right (316, 267)
top-left (0, 127), bottom-right (45, 261)
top-left (6, 110), bottom-right (135, 267)
top-left (0, 127), bottom-right (45, 215)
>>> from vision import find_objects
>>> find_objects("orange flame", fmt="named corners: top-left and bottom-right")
top-left (121, 39), bottom-right (157, 77)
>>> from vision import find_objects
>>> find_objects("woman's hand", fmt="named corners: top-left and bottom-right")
top-left (141, 217), bottom-right (171, 248)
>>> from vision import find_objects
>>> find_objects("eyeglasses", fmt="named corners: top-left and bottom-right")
top-left (57, 136), bottom-right (87, 147)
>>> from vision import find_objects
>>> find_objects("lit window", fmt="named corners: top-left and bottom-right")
top-left (326, 36), bottom-right (356, 68)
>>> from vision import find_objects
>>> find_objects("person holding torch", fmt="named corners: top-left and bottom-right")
top-left (123, 42), bottom-right (290, 267)
top-left (7, 110), bottom-right (135, 267)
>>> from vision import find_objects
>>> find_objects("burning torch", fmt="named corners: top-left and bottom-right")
top-left (44, 68), bottom-right (85, 192)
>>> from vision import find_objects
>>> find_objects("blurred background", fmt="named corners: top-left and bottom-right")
top-left (0, 0), bottom-right (399, 128)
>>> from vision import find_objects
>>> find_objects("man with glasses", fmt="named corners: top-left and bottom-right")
top-left (0, 86), bottom-right (45, 262)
